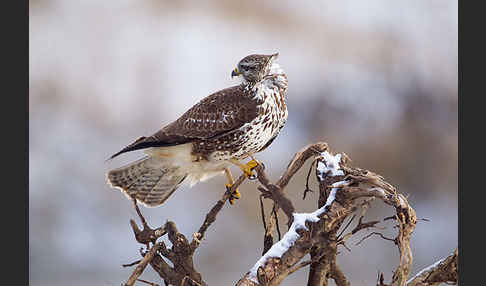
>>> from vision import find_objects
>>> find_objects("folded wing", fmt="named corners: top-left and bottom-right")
top-left (109, 85), bottom-right (259, 159)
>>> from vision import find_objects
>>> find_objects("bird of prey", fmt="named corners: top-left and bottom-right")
top-left (106, 53), bottom-right (288, 207)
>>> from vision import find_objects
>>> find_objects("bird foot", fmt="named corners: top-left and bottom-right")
top-left (226, 184), bottom-right (241, 205)
top-left (242, 159), bottom-right (259, 180)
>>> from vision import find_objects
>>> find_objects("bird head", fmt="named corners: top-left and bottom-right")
top-left (232, 53), bottom-right (279, 83)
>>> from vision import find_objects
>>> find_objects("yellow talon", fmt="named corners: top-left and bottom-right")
top-left (247, 159), bottom-right (259, 168)
top-left (243, 168), bottom-right (252, 177)
top-left (238, 159), bottom-right (260, 179)
top-left (225, 183), bottom-right (240, 196)
top-left (246, 160), bottom-right (259, 175)
top-left (226, 183), bottom-right (241, 205)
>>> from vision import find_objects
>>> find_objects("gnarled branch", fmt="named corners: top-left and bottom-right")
top-left (118, 142), bottom-right (457, 286)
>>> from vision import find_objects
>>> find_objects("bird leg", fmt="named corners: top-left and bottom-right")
top-left (225, 168), bottom-right (241, 205)
top-left (230, 158), bottom-right (259, 180)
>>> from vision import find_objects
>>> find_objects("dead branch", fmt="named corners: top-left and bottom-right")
top-left (136, 278), bottom-right (160, 286)
top-left (123, 259), bottom-right (142, 268)
top-left (236, 143), bottom-right (440, 286)
top-left (406, 248), bottom-right (458, 286)
top-left (118, 142), bottom-right (457, 286)
top-left (129, 197), bottom-right (167, 247)
top-left (356, 232), bottom-right (396, 246)
top-left (124, 242), bottom-right (161, 286)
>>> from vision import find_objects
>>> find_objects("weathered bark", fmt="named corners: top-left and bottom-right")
top-left (406, 248), bottom-right (458, 286)
top-left (119, 142), bottom-right (457, 286)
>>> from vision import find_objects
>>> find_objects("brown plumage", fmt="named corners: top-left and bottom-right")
top-left (107, 53), bottom-right (288, 207)
top-left (109, 85), bottom-right (260, 160)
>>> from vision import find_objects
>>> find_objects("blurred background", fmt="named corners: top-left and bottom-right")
top-left (29, 0), bottom-right (457, 285)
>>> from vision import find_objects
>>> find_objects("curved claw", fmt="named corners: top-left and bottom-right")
top-left (226, 184), bottom-right (241, 205)
top-left (243, 159), bottom-right (260, 180)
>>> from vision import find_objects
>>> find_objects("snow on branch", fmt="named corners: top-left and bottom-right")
top-left (316, 151), bottom-right (344, 179)
top-left (117, 142), bottom-right (457, 286)
top-left (248, 181), bottom-right (346, 281)
top-left (406, 248), bottom-right (458, 286)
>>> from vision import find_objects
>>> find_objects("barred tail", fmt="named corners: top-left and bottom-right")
top-left (106, 156), bottom-right (187, 207)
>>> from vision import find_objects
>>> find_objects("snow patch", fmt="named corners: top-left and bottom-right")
top-left (316, 151), bottom-right (344, 180)
top-left (248, 182), bottom-right (346, 281)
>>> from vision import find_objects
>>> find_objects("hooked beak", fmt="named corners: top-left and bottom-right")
top-left (231, 67), bottom-right (240, 78)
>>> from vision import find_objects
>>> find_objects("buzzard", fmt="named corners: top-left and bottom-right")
top-left (107, 53), bottom-right (288, 207)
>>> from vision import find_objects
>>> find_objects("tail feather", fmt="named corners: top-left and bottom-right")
top-left (107, 156), bottom-right (187, 207)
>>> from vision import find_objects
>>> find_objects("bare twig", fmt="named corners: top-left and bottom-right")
top-left (136, 278), bottom-right (160, 286)
top-left (122, 259), bottom-right (142, 268)
top-left (273, 207), bottom-right (281, 241)
top-left (259, 195), bottom-right (267, 233)
top-left (337, 214), bottom-right (356, 240)
top-left (303, 160), bottom-right (316, 200)
top-left (356, 232), bottom-right (396, 246)
top-left (124, 243), bottom-right (161, 286)
top-left (129, 199), bottom-right (166, 246)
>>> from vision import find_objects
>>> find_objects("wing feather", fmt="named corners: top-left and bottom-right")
top-left (109, 85), bottom-right (258, 159)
